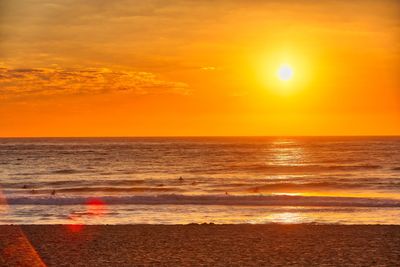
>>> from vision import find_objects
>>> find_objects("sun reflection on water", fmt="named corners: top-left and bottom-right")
top-left (266, 212), bottom-right (305, 224)
top-left (271, 144), bottom-right (306, 166)
top-left (271, 192), bottom-right (302, 196)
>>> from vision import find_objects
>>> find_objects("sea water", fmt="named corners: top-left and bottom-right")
top-left (1, 137), bottom-right (399, 224)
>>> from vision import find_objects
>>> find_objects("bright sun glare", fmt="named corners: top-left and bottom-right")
top-left (277, 64), bottom-right (293, 81)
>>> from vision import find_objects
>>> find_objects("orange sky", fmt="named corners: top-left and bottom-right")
top-left (0, 0), bottom-right (399, 137)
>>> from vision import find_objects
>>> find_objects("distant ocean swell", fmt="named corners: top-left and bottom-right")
top-left (10, 164), bottom-right (398, 177)
top-left (3, 195), bottom-right (400, 207)
top-left (3, 179), bottom-right (400, 193)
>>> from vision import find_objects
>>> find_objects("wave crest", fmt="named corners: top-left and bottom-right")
top-left (3, 194), bottom-right (400, 207)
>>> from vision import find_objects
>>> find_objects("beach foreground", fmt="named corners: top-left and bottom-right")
top-left (1, 225), bottom-right (400, 266)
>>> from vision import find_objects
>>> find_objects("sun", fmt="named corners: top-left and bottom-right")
top-left (277, 64), bottom-right (293, 81)
top-left (255, 51), bottom-right (309, 93)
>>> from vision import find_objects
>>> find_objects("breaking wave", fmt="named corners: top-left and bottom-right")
top-left (3, 194), bottom-right (400, 207)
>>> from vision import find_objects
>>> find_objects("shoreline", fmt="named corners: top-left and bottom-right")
top-left (1, 224), bottom-right (400, 266)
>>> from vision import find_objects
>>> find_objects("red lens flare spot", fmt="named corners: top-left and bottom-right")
top-left (67, 214), bottom-right (85, 233)
top-left (67, 224), bottom-right (84, 233)
top-left (86, 198), bottom-right (107, 216)
top-left (66, 198), bottom-right (107, 232)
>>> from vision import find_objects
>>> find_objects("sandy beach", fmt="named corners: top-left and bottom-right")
top-left (1, 224), bottom-right (399, 266)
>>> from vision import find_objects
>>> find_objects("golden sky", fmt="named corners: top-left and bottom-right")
top-left (0, 0), bottom-right (399, 136)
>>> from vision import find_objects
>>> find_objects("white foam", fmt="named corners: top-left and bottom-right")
top-left (3, 194), bottom-right (400, 207)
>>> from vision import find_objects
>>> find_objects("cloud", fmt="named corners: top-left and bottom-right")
top-left (0, 65), bottom-right (189, 100)
top-left (201, 66), bottom-right (217, 71)
top-left (1, 0), bottom-right (398, 70)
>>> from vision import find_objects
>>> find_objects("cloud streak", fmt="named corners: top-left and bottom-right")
top-left (0, 66), bottom-right (189, 100)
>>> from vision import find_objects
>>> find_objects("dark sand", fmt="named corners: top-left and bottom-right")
top-left (1, 225), bottom-right (400, 266)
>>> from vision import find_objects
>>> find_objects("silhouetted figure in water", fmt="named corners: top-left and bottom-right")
top-left (225, 191), bottom-right (229, 195)
top-left (22, 185), bottom-right (27, 189)
top-left (51, 190), bottom-right (56, 196)
top-left (179, 176), bottom-right (184, 182)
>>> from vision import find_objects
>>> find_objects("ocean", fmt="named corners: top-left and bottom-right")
top-left (1, 137), bottom-right (399, 224)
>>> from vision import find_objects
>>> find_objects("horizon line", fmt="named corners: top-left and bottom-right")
top-left (1, 135), bottom-right (399, 139)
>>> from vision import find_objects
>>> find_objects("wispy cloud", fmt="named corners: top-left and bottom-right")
top-left (201, 66), bottom-right (217, 71)
top-left (0, 65), bottom-right (189, 100)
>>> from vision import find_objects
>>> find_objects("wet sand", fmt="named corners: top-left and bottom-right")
top-left (1, 225), bottom-right (400, 266)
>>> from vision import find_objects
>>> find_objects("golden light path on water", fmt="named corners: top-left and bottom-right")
top-left (267, 139), bottom-right (400, 200)
top-left (257, 140), bottom-right (310, 225)
top-left (270, 141), bottom-right (305, 166)
top-left (248, 207), bottom-right (400, 225)
top-left (252, 139), bottom-right (400, 224)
